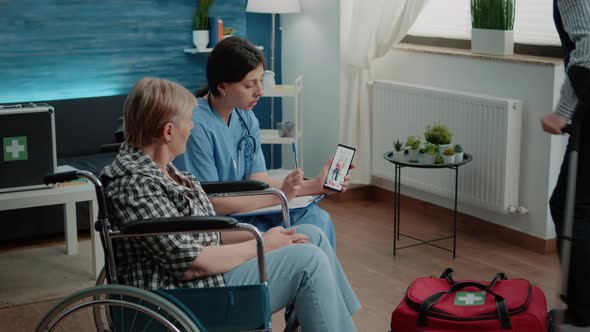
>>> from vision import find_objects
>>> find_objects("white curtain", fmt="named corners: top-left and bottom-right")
top-left (340, 0), bottom-right (428, 183)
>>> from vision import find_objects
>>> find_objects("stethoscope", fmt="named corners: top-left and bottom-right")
top-left (207, 94), bottom-right (257, 175)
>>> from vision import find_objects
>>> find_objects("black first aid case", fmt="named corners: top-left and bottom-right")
top-left (0, 103), bottom-right (57, 193)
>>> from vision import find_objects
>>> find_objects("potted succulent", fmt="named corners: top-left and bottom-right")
top-left (193, 0), bottom-right (215, 50)
top-left (442, 147), bottom-right (456, 164)
top-left (471, 0), bottom-right (515, 56)
top-left (424, 122), bottom-right (453, 154)
top-left (454, 144), bottom-right (464, 162)
top-left (406, 136), bottom-right (421, 162)
top-left (423, 143), bottom-right (438, 164)
top-left (392, 139), bottom-right (406, 161)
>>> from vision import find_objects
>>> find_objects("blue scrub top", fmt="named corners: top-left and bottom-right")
top-left (174, 96), bottom-right (267, 182)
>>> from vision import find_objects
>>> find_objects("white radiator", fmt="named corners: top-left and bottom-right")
top-left (372, 80), bottom-right (522, 213)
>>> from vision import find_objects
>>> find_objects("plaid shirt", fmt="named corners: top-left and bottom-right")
top-left (100, 143), bottom-right (224, 290)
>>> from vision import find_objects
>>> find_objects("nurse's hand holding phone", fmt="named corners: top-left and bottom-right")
top-left (322, 144), bottom-right (356, 192)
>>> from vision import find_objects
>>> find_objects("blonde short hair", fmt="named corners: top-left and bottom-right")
top-left (124, 77), bottom-right (196, 147)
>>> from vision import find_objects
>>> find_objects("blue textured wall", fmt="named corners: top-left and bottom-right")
top-left (0, 0), bottom-right (248, 102)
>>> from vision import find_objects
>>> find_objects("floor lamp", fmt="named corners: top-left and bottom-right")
top-left (246, 0), bottom-right (301, 168)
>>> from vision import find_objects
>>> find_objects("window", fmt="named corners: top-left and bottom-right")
top-left (408, 0), bottom-right (560, 46)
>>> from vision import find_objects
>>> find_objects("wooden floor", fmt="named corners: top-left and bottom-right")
top-left (0, 194), bottom-right (562, 331)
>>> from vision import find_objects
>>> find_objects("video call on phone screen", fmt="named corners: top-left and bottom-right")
top-left (325, 146), bottom-right (355, 191)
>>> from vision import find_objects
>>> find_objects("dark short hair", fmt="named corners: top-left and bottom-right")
top-left (197, 36), bottom-right (266, 97)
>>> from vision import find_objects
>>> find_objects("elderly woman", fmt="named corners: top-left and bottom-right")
top-left (100, 77), bottom-right (360, 331)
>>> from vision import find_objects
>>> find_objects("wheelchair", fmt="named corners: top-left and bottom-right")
top-left (35, 169), bottom-right (300, 332)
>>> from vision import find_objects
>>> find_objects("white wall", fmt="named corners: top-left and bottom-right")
top-left (372, 49), bottom-right (567, 239)
top-left (279, 0), bottom-right (566, 239)
top-left (281, 0), bottom-right (340, 176)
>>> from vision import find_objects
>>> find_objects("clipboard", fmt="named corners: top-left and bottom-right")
top-left (231, 194), bottom-right (326, 217)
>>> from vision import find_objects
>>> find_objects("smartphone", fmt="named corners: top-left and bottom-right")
top-left (323, 144), bottom-right (356, 192)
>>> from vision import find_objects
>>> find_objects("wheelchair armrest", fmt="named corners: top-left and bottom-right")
top-left (110, 217), bottom-right (268, 283)
top-left (119, 216), bottom-right (239, 235)
top-left (201, 180), bottom-right (269, 194)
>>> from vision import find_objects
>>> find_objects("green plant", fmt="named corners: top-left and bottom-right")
top-left (193, 0), bottom-right (215, 31)
top-left (424, 122), bottom-right (453, 145)
top-left (406, 136), bottom-right (420, 150)
top-left (393, 139), bottom-right (405, 152)
top-left (471, 0), bottom-right (514, 30)
top-left (443, 147), bottom-right (455, 156)
top-left (454, 144), bottom-right (464, 153)
top-left (424, 143), bottom-right (439, 155)
top-left (435, 154), bottom-right (444, 164)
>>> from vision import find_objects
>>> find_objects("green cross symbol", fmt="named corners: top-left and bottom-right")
top-left (3, 136), bottom-right (28, 161)
top-left (454, 291), bottom-right (485, 306)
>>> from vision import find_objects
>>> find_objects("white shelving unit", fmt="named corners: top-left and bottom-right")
top-left (260, 75), bottom-right (303, 172)
top-left (184, 45), bottom-right (264, 54)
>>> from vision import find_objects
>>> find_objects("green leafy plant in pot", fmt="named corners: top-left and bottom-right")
top-left (442, 147), bottom-right (456, 164)
top-left (192, 0), bottom-right (215, 50)
top-left (406, 136), bottom-right (421, 162)
top-left (392, 139), bottom-right (406, 161)
top-left (471, 0), bottom-right (515, 55)
top-left (454, 144), bottom-right (464, 162)
top-left (424, 122), bottom-right (452, 154)
top-left (423, 143), bottom-right (439, 164)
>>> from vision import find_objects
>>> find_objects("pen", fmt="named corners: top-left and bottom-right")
top-left (292, 142), bottom-right (299, 169)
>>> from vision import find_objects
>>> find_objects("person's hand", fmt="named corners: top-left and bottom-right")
top-left (316, 158), bottom-right (356, 195)
top-left (262, 226), bottom-right (309, 252)
top-left (541, 112), bottom-right (568, 135)
top-left (280, 169), bottom-right (303, 200)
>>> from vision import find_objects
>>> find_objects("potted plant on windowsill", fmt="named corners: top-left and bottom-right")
top-left (193, 0), bottom-right (215, 51)
top-left (471, 0), bottom-right (515, 56)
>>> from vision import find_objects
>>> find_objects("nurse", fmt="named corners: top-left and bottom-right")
top-left (174, 37), bottom-right (352, 248)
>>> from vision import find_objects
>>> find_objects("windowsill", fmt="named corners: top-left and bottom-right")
top-left (395, 43), bottom-right (563, 67)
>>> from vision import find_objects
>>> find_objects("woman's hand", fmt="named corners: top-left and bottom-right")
top-left (280, 169), bottom-right (303, 200)
top-left (263, 226), bottom-right (309, 252)
top-left (316, 157), bottom-right (356, 195)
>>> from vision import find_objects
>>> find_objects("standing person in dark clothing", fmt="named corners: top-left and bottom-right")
top-left (542, 0), bottom-right (590, 329)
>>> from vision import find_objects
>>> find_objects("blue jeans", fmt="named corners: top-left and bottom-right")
top-left (223, 224), bottom-right (360, 332)
top-left (238, 205), bottom-right (336, 249)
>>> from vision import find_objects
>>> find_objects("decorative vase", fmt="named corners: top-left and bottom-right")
top-left (192, 30), bottom-right (209, 51)
top-left (471, 28), bottom-right (514, 56)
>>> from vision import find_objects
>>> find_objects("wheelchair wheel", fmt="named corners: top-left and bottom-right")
top-left (36, 284), bottom-right (202, 332)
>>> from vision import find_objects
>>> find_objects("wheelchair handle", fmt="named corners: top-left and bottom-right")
top-left (44, 171), bottom-right (80, 185)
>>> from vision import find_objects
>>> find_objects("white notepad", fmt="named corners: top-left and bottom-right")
top-left (231, 194), bottom-right (326, 217)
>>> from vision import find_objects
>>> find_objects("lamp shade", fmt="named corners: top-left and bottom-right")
top-left (246, 0), bottom-right (301, 14)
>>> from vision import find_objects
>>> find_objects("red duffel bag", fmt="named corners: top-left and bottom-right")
top-left (390, 268), bottom-right (548, 332)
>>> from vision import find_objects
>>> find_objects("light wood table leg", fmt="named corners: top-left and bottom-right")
top-left (63, 202), bottom-right (78, 255)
